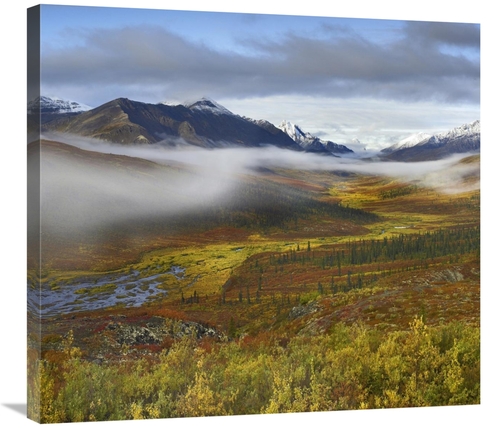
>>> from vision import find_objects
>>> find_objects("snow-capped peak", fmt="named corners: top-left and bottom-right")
top-left (278, 120), bottom-right (354, 155)
top-left (436, 120), bottom-right (480, 140)
top-left (28, 96), bottom-right (92, 114)
top-left (278, 120), bottom-right (313, 144)
top-left (383, 132), bottom-right (433, 153)
top-left (185, 97), bottom-right (234, 115)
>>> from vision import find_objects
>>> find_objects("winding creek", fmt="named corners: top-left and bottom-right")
top-left (28, 266), bottom-right (188, 318)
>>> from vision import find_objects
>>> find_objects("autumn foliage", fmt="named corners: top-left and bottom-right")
top-left (29, 317), bottom-right (479, 422)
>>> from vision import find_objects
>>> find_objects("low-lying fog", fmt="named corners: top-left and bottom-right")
top-left (33, 132), bottom-right (479, 236)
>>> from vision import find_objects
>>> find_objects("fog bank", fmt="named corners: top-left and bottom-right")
top-left (36, 133), bottom-right (479, 236)
top-left (44, 132), bottom-right (479, 189)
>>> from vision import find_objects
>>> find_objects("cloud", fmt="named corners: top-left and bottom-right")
top-left (38, 136), bottom-right (240, 236)
top-left (41, 20), bottom-right (479, 106)
top-left (403, 21), bottom-right (480, 49)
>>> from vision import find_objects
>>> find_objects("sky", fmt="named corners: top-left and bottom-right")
top-left (37, 3), bottom-right (480, 151)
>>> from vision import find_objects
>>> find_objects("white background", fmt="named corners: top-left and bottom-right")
top-left (1, 1), bottom-right (497, 427)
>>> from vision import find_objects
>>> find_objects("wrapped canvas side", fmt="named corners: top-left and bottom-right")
top-left (27, 5), bottom-right (42, 423)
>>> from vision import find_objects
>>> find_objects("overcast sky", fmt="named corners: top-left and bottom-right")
top-left (38, 4), bottom-right (480, 151)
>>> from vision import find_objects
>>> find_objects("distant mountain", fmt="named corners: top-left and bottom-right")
top-left (381, 121), bottom-right (480, 161)
top-left (28, 96), bottom-right (94, 138)
top-left (381, 132), bottom-right (432, 154)
top-left (278, 120), bottom-right (354, 156)
top-left (41, 97), bottom-right (305, 150)
top-left (28, 96), bottom-right (92, 115)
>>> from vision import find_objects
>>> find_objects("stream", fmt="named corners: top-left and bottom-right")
top-left (27, 266), bottom-right (188, 318)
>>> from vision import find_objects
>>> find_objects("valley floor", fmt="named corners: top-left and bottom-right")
top-left (27, 161), bottom-right (481, 423)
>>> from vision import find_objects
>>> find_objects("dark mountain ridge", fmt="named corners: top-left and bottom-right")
top-left (41, 97), bottom-right (302, 150)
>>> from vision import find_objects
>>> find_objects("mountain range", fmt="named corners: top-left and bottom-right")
top-left (381, 120), bottom-right (480, 161)
top-left (33, 96), bottom-right (480, 162)
top-left (39, 97), bottom-right (303, 151)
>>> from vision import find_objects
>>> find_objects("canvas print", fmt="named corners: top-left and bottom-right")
top-left (27, 4), bottom-right (480, 423)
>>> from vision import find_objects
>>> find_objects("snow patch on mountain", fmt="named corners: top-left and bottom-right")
top-left (185, 97), bottom-right (234, 116)
top-left (279, 121), bottom-right (314, 146)
top-left (382, 132), bottom-right (432, 153)
top-left (28, 96), bottom-right (92, 114)
top-left (436, 120), bottom-right (480, 141)
top-left (278, 120), bottom-right (353, 155)
top-left (245, 117), bottom-right (272, 127)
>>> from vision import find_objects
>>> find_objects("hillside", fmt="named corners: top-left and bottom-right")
top-left (41, 97), bottom-right (302, 150)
